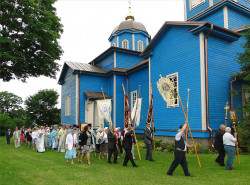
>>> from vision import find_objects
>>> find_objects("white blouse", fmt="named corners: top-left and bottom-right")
top-left (66, 134), bottom-right (77, 150)
top-left (223, 132), bottom-right (236, 147)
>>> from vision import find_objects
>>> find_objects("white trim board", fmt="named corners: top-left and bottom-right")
top-left (199, 32), bottom-right (206, 130)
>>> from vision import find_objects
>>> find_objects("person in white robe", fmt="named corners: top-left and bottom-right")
top-left (57, 124), bottom-right (67, 152)
top-left (13, 127), bottom-right (21, 148)
top-left (37, 126), bottom-right (45, 153)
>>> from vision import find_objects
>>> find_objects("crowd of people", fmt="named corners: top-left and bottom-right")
top-left (5, 121), bottom-right (238, 175)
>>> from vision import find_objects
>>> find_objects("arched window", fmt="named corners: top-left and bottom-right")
top-left (137, 40), bottom-right (143, 52)
top-left (122, 39), bottom-right (129, 49)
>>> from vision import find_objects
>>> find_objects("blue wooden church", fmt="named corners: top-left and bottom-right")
top-left (58, 0), bottom-right (249, 146)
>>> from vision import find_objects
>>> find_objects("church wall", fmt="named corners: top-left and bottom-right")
top-left (228, 7), bottom-right (250, 29)
top-left (134, 33), bottom-right (148, 52)
top-left (96, 53), bottom-right (114, 71)
top-left (195, 8), bottom-right (224, 27)
top-left (79, 74), bottom-right (108, 124)
top-left (115, 75), bottom-right (127, 128)
top-left (116, 52), bottom-right (143, 69)
top-left (128, 66), bottom-right (149, 130)
top-left (207, 35), bottom-right (244, 130)
top-left (119, 33), bottom-right (133, 50)
top-left (61, 68), bottom-right (76, 125)
top-left (186, 0), bottom-right (210, 20)
top-left (150, 26), bottom-right (203, 136)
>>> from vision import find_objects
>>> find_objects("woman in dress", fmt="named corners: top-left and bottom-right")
top-left (37, 126), bottom-right (45, 153)
top-left (79, 125), bottom-right (93, 165)
top-left (99, 127), bottom-right (109, 160)
top-left (44, 129), bottom-right (50, 150)
top-left (20, 127), bottom-right (25, 143)
top-left (65, 129), bottom-right (77, 165)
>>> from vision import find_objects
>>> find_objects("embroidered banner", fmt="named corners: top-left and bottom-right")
top-left (96, 99), bottom-right (112, 129)
top-left (131, 98), bottom-right (142, 127)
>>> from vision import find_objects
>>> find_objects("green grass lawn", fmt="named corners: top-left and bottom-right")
top-left (0, 136), bottom-right (249, 185)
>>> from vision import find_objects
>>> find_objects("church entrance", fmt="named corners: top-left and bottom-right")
top-left (85, 100), bottom-right (99, 129)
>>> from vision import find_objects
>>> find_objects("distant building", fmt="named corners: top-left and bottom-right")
top-left (58, 0), bottom-right (249, 146)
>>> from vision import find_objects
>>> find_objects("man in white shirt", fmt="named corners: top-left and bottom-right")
top-left (223, 127), bottom-right (237, 170)
top-left (167, 121), bottom-right (195, 177)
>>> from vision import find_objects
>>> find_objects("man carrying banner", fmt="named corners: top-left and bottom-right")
top-left (123, 127), bottom-right (138, 167)
top-left (167, 121), bottom-right (195, 177)
top-left (144, 122), bottom-right (155, 162)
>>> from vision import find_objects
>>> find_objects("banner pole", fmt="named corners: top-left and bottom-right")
top-left (185, 89), bottom-right (190, 157)
top-left (101, 87), bottom-right (105, 100)
top-left (178, 92), bottom-right (201, 168)
top-left (233, 121), bottom-right (240, 164)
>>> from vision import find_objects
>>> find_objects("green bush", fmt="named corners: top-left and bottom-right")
top-left (196, 143), bottom-right (202, 154)
top-left (155, 139), bottom-right (163, 148)
top-left (137, 140), bottom-right (146, 148)
top-left (166, 143), bottom-right (175, 153)
top-left (203, 148), bottom-right (210, 154)
top-left (155, 147), bottom-right (162, 151)
top-left (189, 148), bottom-right (195, 154)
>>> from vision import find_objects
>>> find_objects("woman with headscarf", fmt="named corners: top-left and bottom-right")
top-left (79, 125), bottom-right (93, 165)
top-left (99, 127), bottom-right (109, 160)
top-left (65, 129), bottom-right (77, 165)
top-left (49, 125), bottom-right (59, 150)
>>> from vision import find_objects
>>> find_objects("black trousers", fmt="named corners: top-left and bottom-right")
top-left (167, 151), bottom-right (191, 176)
top-left (118, 139), bottom-right (123, 154)
top-left (123, 149), bottom-right (136, 167)
top-left (146, 144), bottom-right (153, 160)
top-left (108, 147), bottom-right (118, 163)
top-left (215, 148), bottom-right (225, 165)
top-left (6, 138), bottom-right (10, 144)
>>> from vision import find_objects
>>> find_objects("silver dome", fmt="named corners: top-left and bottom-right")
top-left (112, 20), bottom-right (148, 34)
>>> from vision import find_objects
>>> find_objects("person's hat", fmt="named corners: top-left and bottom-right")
top-left (115, 128), bottom-right (119, 131)
top-left (104, 127), bottom-right (109, 131)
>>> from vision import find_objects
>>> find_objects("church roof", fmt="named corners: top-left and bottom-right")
top-left (141, 21), bottom-right (240, 56)
top-left (111, 20), bottom-right (148, 35)
top-left (188, 0), bottom-right (250, 21)
top-left (65, 61), bottom-right (106, 74)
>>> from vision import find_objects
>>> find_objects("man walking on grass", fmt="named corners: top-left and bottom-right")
top-left (167, 121), bottom-right (195, 177)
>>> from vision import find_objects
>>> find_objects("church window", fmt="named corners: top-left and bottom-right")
top-left (189, 0), bottom-right (205, 10)
top-left (112, 43), bottom-right (116, 47)
top-left (137, 40), bottom-right (143, 52)
top-left (122, 39), bottom-right (129, 49)
top-left (65, 95), bottom-right (71, 116)
top-left (131, 91), bottom-right (137, 108)
top-left (166, 72), bottom-right (179, 108)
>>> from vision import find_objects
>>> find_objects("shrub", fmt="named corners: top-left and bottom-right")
top-left (137, 140), bottom-right (146, 148)
top-left (155, 139), bottom-right (163, 148)
top-left (196, 143), bottom-right (202, 154)
top-left (155, 147), bottom-right (162, 151)
top-left (188, 148), bottom-right (195, 154)
top-left (203, 148), bottom-right (210, 154)
top-left (166, 143), bottom-right (175, 153)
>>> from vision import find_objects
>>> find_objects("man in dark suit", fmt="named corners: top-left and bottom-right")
top-left (5, 129), bottom-right (12, 144)
top-left (214, 124), bottom-right (226, 166)
top-left (144, 122), bottom-right (155, 161)
top-left (107, 127), bottom-right (118, 164)
top-left (123, 127), bottom-right (138, 167)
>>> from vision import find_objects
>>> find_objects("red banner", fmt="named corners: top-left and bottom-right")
top-left (146, 94), bottom-right (154, 124)
top-left (124, 95), bottom-right (133, 128)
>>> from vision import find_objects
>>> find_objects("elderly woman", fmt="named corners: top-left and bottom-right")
top-left (223, 127), bottom-right (237, 170)
top-left (99, 127), bottom-right (109, 160)
top-left (65, 129), bottom-right (77, 165)
top-left (79, 125), bottom-right (93, 165)
top-left (95, 128), bottom-right (103, 157)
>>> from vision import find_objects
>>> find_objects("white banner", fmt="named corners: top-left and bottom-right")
top-left (96, 99), bottom-right (112, 129)
top-left (131, 98), bottom-right (142, 127)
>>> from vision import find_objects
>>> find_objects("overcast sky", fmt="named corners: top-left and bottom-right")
top-left (0, 0), bottom-right (184, 108)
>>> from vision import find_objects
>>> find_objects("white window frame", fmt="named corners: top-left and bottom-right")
top-left (65, 95), bottom-right (71, 116)
top-left (189, 0), bottom-right (206, 10)
top-left (166, 72), bottom-right (179, 108)
top-left (122, 39), bottom-right (129, 49)
top-left (130, 90), bottom-right (137, 109)
top-left (137, 40), bottom-right (143, 52)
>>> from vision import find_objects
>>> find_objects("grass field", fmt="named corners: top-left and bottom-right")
top-left (0, 137), bottom-right (249, 185)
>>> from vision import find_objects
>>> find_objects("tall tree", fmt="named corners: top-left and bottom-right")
top-left (25, 89), bottom-right (61, 126)
top-left (235, 29), bottom-right (250, 147)
top-left (0, 91), bottom-right (23, 114)
top-left (0, 0), bottom-right (63, 82)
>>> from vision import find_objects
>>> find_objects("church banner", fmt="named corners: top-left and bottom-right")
top-left (146, 94), bottom-right (154, 124)
top-left (131, 98), bottom-right (142, 127)
top-left (124, 95), bottom-right (132, 128)
top-left (96, 99), bottom-right (112, 129)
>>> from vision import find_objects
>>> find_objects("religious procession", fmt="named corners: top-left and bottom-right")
top-left (7, 79), bottom-right (239, 176)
